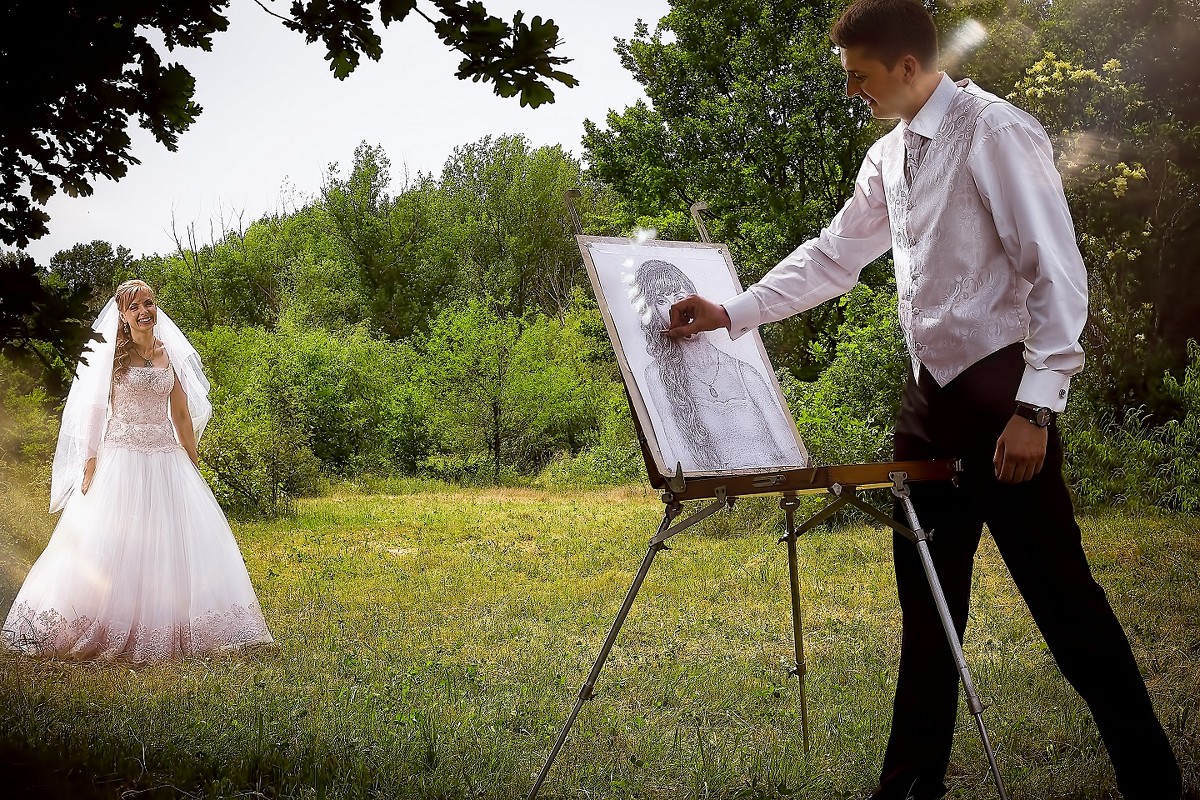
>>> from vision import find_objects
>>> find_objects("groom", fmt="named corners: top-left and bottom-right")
top-left (664, 0), bottom-right (1182, 797)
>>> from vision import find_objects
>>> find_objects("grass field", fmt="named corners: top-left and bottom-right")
top-left (0, 480), bottom-right (1197, 799)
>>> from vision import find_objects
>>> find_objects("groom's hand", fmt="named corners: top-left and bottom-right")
top-left (994, 415), bottom-right (1048, 483)
top-left (666, 295), bottom-right (731, 338)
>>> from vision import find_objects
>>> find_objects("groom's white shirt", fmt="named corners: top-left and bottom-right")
top-left (722, 73), bottom-right (1088, 412)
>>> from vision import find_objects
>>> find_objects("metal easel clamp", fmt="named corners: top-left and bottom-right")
top-left (564, 189), bottom-right (584, 236)
top-left (778, 494), bottom-right (801, 544)
top-left (753, 473), bottom-right (786, 489)
top-left (889, 470), bottom-right (932, 543)
top-left (665, 462), bottom-right (687, 494)
top-left (652, 491), bottom-right (728, 547)
top-left (689, 201), bottom-right (713, 244)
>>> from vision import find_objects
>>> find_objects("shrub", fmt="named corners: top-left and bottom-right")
top-left (199, 396), bottom-right (322, 519)
top-left (418, 298), bottom-right (607, 482)
top-left (192, 319), bottom-right (423, 517)
top-left (1061, 339), bottom-right (1200, 513)
top-left (783, 286), bottom-right (907, 467)
top-left (1059, 406), bottom-right (1167, 510)
top-left (0, 355), bottom-right (57, 469)
top-left (1156, 340), bottom-right (1200, 512)
top-left (536, 386), bottom-right (643, 487)
top-left (192, 326), bottom-right (319, 517)
top-left (265, 316), bottom-right (427, 475)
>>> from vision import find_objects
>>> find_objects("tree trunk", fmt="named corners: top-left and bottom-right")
top-left (492, 400), bottom-right (502, 483)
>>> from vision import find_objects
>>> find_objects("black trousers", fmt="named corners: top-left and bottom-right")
top-left (877, 343), bottom-right (1181, 800)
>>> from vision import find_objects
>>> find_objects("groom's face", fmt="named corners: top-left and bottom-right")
top-left (841, 44), bottom-right (912, 120)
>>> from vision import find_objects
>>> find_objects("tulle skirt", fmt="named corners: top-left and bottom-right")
top-left (3, 443), bottom-right (274, 663)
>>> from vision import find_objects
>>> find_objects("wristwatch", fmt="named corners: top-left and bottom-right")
top-left (1014, 402), bottom-right (1054, 427)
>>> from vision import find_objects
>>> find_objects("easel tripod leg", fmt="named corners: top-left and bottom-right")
top-left (526, 503), bottom-right (681, 800)
top-left (779, 498), bottom-right (810, 755)
top-left (895, 493), bottom-right (1011, 800)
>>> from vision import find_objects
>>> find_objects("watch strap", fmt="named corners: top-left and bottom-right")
top-left (1014, 402), bottom-right (1053, 427)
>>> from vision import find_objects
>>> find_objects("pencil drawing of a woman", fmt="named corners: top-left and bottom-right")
top-left (631, 259), bottom-right (802, 472)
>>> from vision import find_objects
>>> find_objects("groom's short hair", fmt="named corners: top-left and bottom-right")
top-left (831, 0), bottom-right (940, 70)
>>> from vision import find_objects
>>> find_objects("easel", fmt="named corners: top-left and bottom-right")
top-left (529, 196), bottom-right (1010, 800)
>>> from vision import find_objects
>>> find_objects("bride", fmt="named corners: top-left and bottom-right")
top-left (3, 280), bottom-right (273, 662)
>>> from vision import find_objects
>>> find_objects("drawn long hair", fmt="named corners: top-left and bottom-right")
top-left (112, 279), bottom-right (154, 380)
top-left (632, 260), bottom-right (718, 466)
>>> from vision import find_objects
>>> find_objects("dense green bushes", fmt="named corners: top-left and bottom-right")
top-left (0, 355), bottom-right (56, 482)
top-left (535, 389), bottom-right (643, 488)
top-left (419, 297), bottom-right (609, 483)
top-left (782, 286), bottom-right (907, 467)
top-left (1062, 340), bottom-right (1200, 513)
top-left (185, 297), bottom-right (618, 513)
top-left (776, 285), bottom-right (1200, 516)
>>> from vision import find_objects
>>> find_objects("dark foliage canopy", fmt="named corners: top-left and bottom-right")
top-left (0, 254), bottom-right (99, 392)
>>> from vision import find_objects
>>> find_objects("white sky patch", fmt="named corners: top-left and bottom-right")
top-left (20, 0), bottom-right (671, 263)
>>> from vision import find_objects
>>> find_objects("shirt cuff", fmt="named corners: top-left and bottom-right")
top-left (722, 290), bottom-right (763, 341)
top-left (1016, 364), bottom-right (1071, 413)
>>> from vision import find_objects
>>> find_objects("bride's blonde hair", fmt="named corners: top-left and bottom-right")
top-left (112, 280), bottom-right (155, 380)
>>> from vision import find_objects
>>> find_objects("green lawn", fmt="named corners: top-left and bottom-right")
top-left (1, 482), bottom-right (1197, 799)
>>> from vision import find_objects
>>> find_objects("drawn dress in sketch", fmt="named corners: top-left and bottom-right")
top-left (632, 259), bottom-right (794, 472)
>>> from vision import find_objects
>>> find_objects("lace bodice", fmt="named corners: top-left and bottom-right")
top-left (104, 366), bottom-right (179, 454)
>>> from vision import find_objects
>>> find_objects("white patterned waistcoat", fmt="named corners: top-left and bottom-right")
top-left (883, 88), bottom-right (1031, 386)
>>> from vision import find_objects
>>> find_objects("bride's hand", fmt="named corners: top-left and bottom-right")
top-left (81, 457), bottom-right (96, 494)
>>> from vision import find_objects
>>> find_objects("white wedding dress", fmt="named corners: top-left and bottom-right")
top-left (3, 363), bottom-right (273, 663)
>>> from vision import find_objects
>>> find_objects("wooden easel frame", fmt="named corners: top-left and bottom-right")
top-left (576, 233), bottom-right (808, 479)
top-left (528, 195), bottom-right (1009, 800)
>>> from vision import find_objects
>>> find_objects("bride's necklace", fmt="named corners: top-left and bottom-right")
top-left (697, 356), bottom-right (721, 398)
top-left (132, 340), bottom-right (155, 367)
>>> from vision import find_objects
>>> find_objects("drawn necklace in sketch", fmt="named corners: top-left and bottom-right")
top-left (697, 358), bottom-right (720, 398)
top-left (631, 259), bottom-right (793, 471)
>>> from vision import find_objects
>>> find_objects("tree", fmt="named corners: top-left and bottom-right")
top-left (435, 135), bottom-right (611, 319)
top-left (321, 143), bottom-right (455, 339)
top-left (931, 0), bottom-right (1048, 95)
top-left (49, 240), bottom-right (137, 316)
top-left (243, 203), bottom-right (368, 332)
top-left (126, 210), bottom-right (268, 333)
top-left (1029, 0), bottom-right (1200, 372)
top-left (970, 0), bottom-right (1200, 416)
top-left (419, 298), bottom-right (601, 481)
top-left (0, 253), bottom-right (100, 396)
top-left (582, 0), bottom-right (889, 379)
top-left (0, 0), bottom-right (577, 249)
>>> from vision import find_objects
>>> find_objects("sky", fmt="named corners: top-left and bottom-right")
top-left (23, 0), bottom-right (672, 263)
